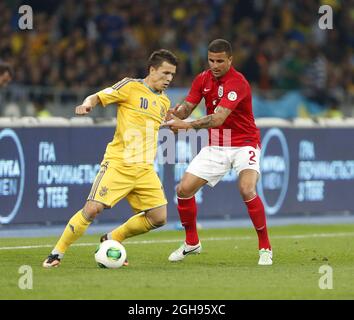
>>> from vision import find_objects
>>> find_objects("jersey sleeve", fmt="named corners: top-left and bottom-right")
top-left (218, 79), bottom-right (248, 111)
top-left (96, 78), bottom-right (132, 107)
top-left (185, 73), bottom-right (204, 105)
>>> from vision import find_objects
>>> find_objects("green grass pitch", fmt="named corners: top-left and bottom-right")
top-left (1, 224), bottom-right (354, 300)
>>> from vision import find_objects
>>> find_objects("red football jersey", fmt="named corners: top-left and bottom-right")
top-left (186, 67), bottom-right (260, 148)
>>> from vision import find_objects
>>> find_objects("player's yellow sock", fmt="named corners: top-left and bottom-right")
top-left (54, 210), bottom-right (92, 254)
top-left (110, 212), bottom-right (155, 242)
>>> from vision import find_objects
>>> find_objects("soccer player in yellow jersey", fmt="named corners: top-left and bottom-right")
top-left (43, 49), bottom-right (178, 268)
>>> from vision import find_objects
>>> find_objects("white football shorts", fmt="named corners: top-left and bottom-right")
top-left (186, 145), bottom-right (261, 187)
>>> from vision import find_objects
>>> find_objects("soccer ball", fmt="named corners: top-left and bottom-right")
top-left (94, 240), bottom-right (127, 269)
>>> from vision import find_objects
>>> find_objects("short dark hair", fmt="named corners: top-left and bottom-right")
top-left (208, 39), bottom-right (232, 57)
top-left (0, 62), bottom-right (13, 77)
top-left (147, 49), bottom-right (178, 71)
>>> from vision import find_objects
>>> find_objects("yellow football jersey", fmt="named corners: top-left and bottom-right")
top-left (97, 78), bottom-right (170, 166)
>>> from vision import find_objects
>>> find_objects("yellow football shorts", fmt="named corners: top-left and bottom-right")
top-left (87, 161), bottom-right (167, 212)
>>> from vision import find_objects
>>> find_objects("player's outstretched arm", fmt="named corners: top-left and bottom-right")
top-left (165, 106), bottom-right (231, 131)
top-left (190, 106), bottom-right (231, 129)
top-left (75, 94), bottom-right (99, 115)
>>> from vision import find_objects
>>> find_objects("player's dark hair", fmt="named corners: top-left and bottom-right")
top-left (208, 39), bottom-right (232, 57)
top-left (147, 49), bottom-right (178, 71)
top-left (0, 62), bottom-right (13, 77)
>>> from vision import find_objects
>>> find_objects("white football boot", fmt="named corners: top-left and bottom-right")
top-left (168, 242), bottom-right (202, 262)
top-left (258, 248), bottom-right (273, 265)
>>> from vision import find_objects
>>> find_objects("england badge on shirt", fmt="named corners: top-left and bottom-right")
top-left (218, 85), bottom-right (223, 98)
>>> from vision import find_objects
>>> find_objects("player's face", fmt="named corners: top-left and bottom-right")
top-left (149, 61), bottom-right (176, 92)
top-left (0, 71), bottom-right (12, 87)
top-left (208, 51), bottom-right (232, 78)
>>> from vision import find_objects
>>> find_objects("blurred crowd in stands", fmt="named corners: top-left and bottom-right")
top-left (0, 0), bottom-right (353, 116)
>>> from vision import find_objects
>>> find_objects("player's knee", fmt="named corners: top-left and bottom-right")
top-left (83, 201), bottom-right (104, 220)
top-left (176, 183), bottom-right (193, 198)
top-left (153, 215), bottom-right (167, 227)
top-left (147, 212), bottom-right (167, 227)
top-left (146, 206), bottom-right (167, 227)
top-left (239, 184), bottom-right (256, 201)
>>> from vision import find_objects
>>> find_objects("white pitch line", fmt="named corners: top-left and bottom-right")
top-left (0, 232), bottom-right (354, 251)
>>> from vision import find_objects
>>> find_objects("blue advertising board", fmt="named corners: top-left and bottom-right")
top-left (1, 126), bottom-right (353, 225)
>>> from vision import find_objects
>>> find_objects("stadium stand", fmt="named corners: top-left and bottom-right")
top-left (0, 0), bottom-right (352, 118)
top-left (2, 117), bottom-right (354, 128)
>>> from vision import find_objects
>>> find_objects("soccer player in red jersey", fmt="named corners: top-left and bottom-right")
top-left (164, 39), bottom-right (272, 265)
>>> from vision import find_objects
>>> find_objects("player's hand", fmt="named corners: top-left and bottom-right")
top-left (163, 114), bottom-right (192, 133)
top-left (75, 104), bottom-right (93, 115)
top-left (165, 104), bottom-right (181, 122)
top-left (165, 109), bottom-right (175, 122)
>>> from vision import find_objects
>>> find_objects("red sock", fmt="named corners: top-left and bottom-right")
top-left (177, 196), bottom-right (199, 245)
top-left (244, 195), bottom-right (271, 250)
